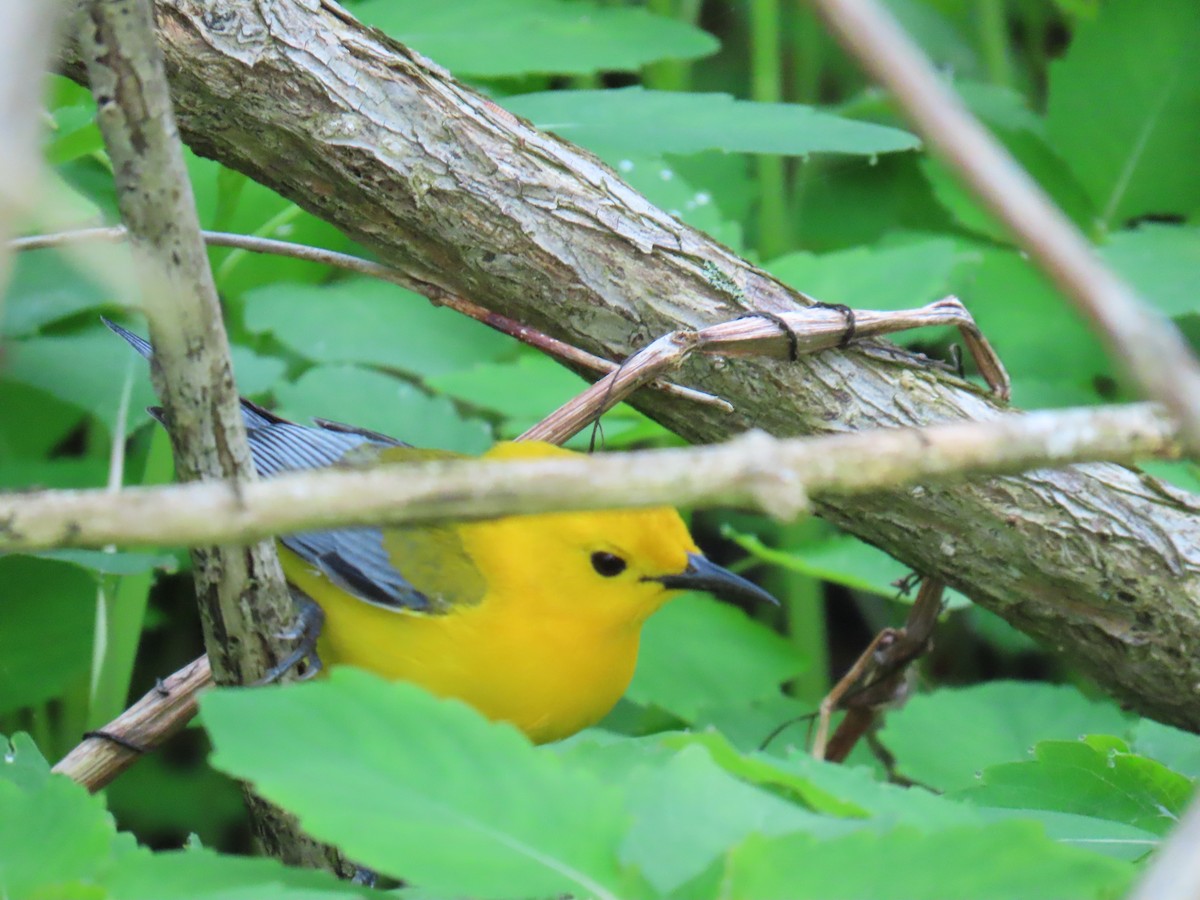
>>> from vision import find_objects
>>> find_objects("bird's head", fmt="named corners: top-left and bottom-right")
top-left (462, 442), bottom-right (777, 628)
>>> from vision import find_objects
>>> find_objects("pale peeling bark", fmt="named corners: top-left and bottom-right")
top-left (61, 1), bottom-right (1200, 729)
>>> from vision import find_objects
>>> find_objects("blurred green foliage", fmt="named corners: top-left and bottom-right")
top-left (2, 0), bottom-right (1198, 897)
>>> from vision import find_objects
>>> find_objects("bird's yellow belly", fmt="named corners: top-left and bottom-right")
top-left (283, 554), bottom-right (640, 743)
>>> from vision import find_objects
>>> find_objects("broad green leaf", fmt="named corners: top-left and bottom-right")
top-left (46, 105), bottom-right (105, 166)
top-left (726, 528), bottom-right (970, 609)
top-left (185, 150), bottom-right (357, 295)
top-left (918, 83), bottom-right (1095, 242)
top-left (879, 682), bottom-right (1132, 792)
top-left (976, 807), bottom-right (1157, 863)
top-left (960, 737), bottom-right (1193, 836)
top-left (275, 364), bottom-right (492, 454)
top-left (427, 354), bottom-right (595, 422)
top-left (725, 821), bottom-right (1132, 900)
top-left (629, 594), bottom-right (803, 721)
top-left (0, 380), bottom-right (85, 463)
top-left (1131, 719), bottom-right (1200, 780)
top-left (0, 733), bottom-right (52, 793)
top-left (663, 731), bottom-right (872, 818)
top-left (961, 248), bottom-right (1113, 400)
top-left (0, 735), bottom-right (124, 899)
top-left (921, 132), bottom-right (1094, 244)
top-left (29, 549), bottom-right (178, 577)
top-left (356, 0), bottom-right (718, 77)
top-left (103, 846), bottom-right (370, 900)
top-left (768, 238), bottom-right (961, 310)
top-left (1046, 0), bottom-right (1200, 228)
top-left (1137, 460), bottom-right (1200, 498)
top-left (883, 0), bottom-right (980, 77)
top-left (505, 88), bottom-right (920, 157)
top-left (617, 744), bottom-right (836, 893)
top-left (791, 154), bottom-right (956, 251)
top-left (425, 354), bottom-right (657, 448)
top-left (202, 669), bottom-right (631, 900)
top-left (3, 330), bottom-right (161, 438)
top-left (1100, 224), bottom-right (1200, 318)
top-left (0, 556), bottom-right (95, 715)
top-left (229, 346), bottom-right (288, 398)
top-left (766, 749), bottom-right (982, 829)
top-left (0, 458), bottom-right (108, 492)
top-left (1, 247), bottom-right (114, 337)
top-left (243, 279), bottom-right (515, 378)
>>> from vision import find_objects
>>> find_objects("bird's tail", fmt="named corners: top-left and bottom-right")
top-left (99, 315), bottom-right (284, 429)
top-left (101, 315), bottom-right (154, 359)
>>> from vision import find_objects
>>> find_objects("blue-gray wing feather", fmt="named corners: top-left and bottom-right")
top-left (100, 316), bottom-right (436, 612)
top-left (246, 423), bottom-right (438, 612)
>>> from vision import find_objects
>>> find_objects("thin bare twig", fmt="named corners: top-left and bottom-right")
top-left (0, 403), bottom-right (1180, 553)
top-left (73, 0), bottom-right (339, 873)
top-left (10, 225), bottom-right (730, 412)
top-left (811, 0), bottom-right (1200, 450)
top-left (816, 578), bottom-right (945, 762)
top-left (53, 656), bottom-right (213, 792)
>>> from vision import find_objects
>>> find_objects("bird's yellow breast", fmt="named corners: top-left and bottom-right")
top-left (280, 535), bottom-right (650, 744)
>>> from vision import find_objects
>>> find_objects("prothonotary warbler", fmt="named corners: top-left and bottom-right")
top-left (105, 318), bottom-right (778, 743)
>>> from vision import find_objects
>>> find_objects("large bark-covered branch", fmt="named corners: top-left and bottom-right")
top-left (62, 1), bottom-right (1200, 729)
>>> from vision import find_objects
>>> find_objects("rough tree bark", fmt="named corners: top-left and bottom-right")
top-left (61, 1), bottom-right (1200, 729)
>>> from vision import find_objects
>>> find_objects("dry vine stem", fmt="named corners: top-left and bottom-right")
top-left (814, 578), bottom-right (946, 762)
top-left (523, 298), bottom-right (1009, 444)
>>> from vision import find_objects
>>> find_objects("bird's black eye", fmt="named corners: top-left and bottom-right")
top-left (591, 551), bottom-right (627, 577)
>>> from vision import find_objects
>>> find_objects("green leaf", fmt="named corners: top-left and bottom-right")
top-left (202, 669), bottom-right (631, 900)
top-left (425, 354), bottom-right (658, 449)
top-left (1100, 224), bottom-right (1200, 318)
top-left (726, 528), bottom-right (971, 609)
top-left (0, 735), bottom-right (124, 899)
top-left (0, 556), bottom-right (95, 715)
top-left (662, 731), bottom-right (872, 818)
top-left (28, 549), bottom-right (178, 577)
top-left (103, 846), bottom-right (370, 900)
top-left (229, 346), bottom-right (288, 398)
top-left (961, 248), bottom-right (1114, 401)
top-left (916, 83), bottom-right (1096, 243)
top-left (243, 279), bottom-right (514, 378)
top-left (725, 821), bottom-right (1132, 900)
top-left (768, 237), bottom-right (961, 310)
top-left (275, 364), bottom-right (492, 454)
top-left (356, 0), bottom-right (718, 77)
top-left (1046, 0), bottom-right (1200, 228)
top-left (4, 329), bottom-right (162, 438)
top-left (504, 88), bottom-right (920, 157)
top-left (0, 380), bottom-right (86, 463)
top-left (1, 248), bottom-right (114, 337)
top-left (1132, 718), bottom-right (1200, 780)
top-left (0, 733), bottom-right (52, 793)
top-left (1137, 460), bottom-right (1200, 497)
top-left (617, 744), bottom-right (835, 894)
top-left (660, 730), bottom-right (981, 831)
top-left (628, 594), bottom-right (803, 721)
top-left (879, 682), bottom-right (1132, 792)
top-left (427, 354), bottom-right (594, 423)
top-left (185, 150), bottom-right (357, 296)
top-left (961, 736), bottom-right (1193, 837)
top-left (974, 807), bottom-right (1157, 862)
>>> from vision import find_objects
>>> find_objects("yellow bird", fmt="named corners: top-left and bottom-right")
top-left (106, 319), bottom-right (777, 743)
